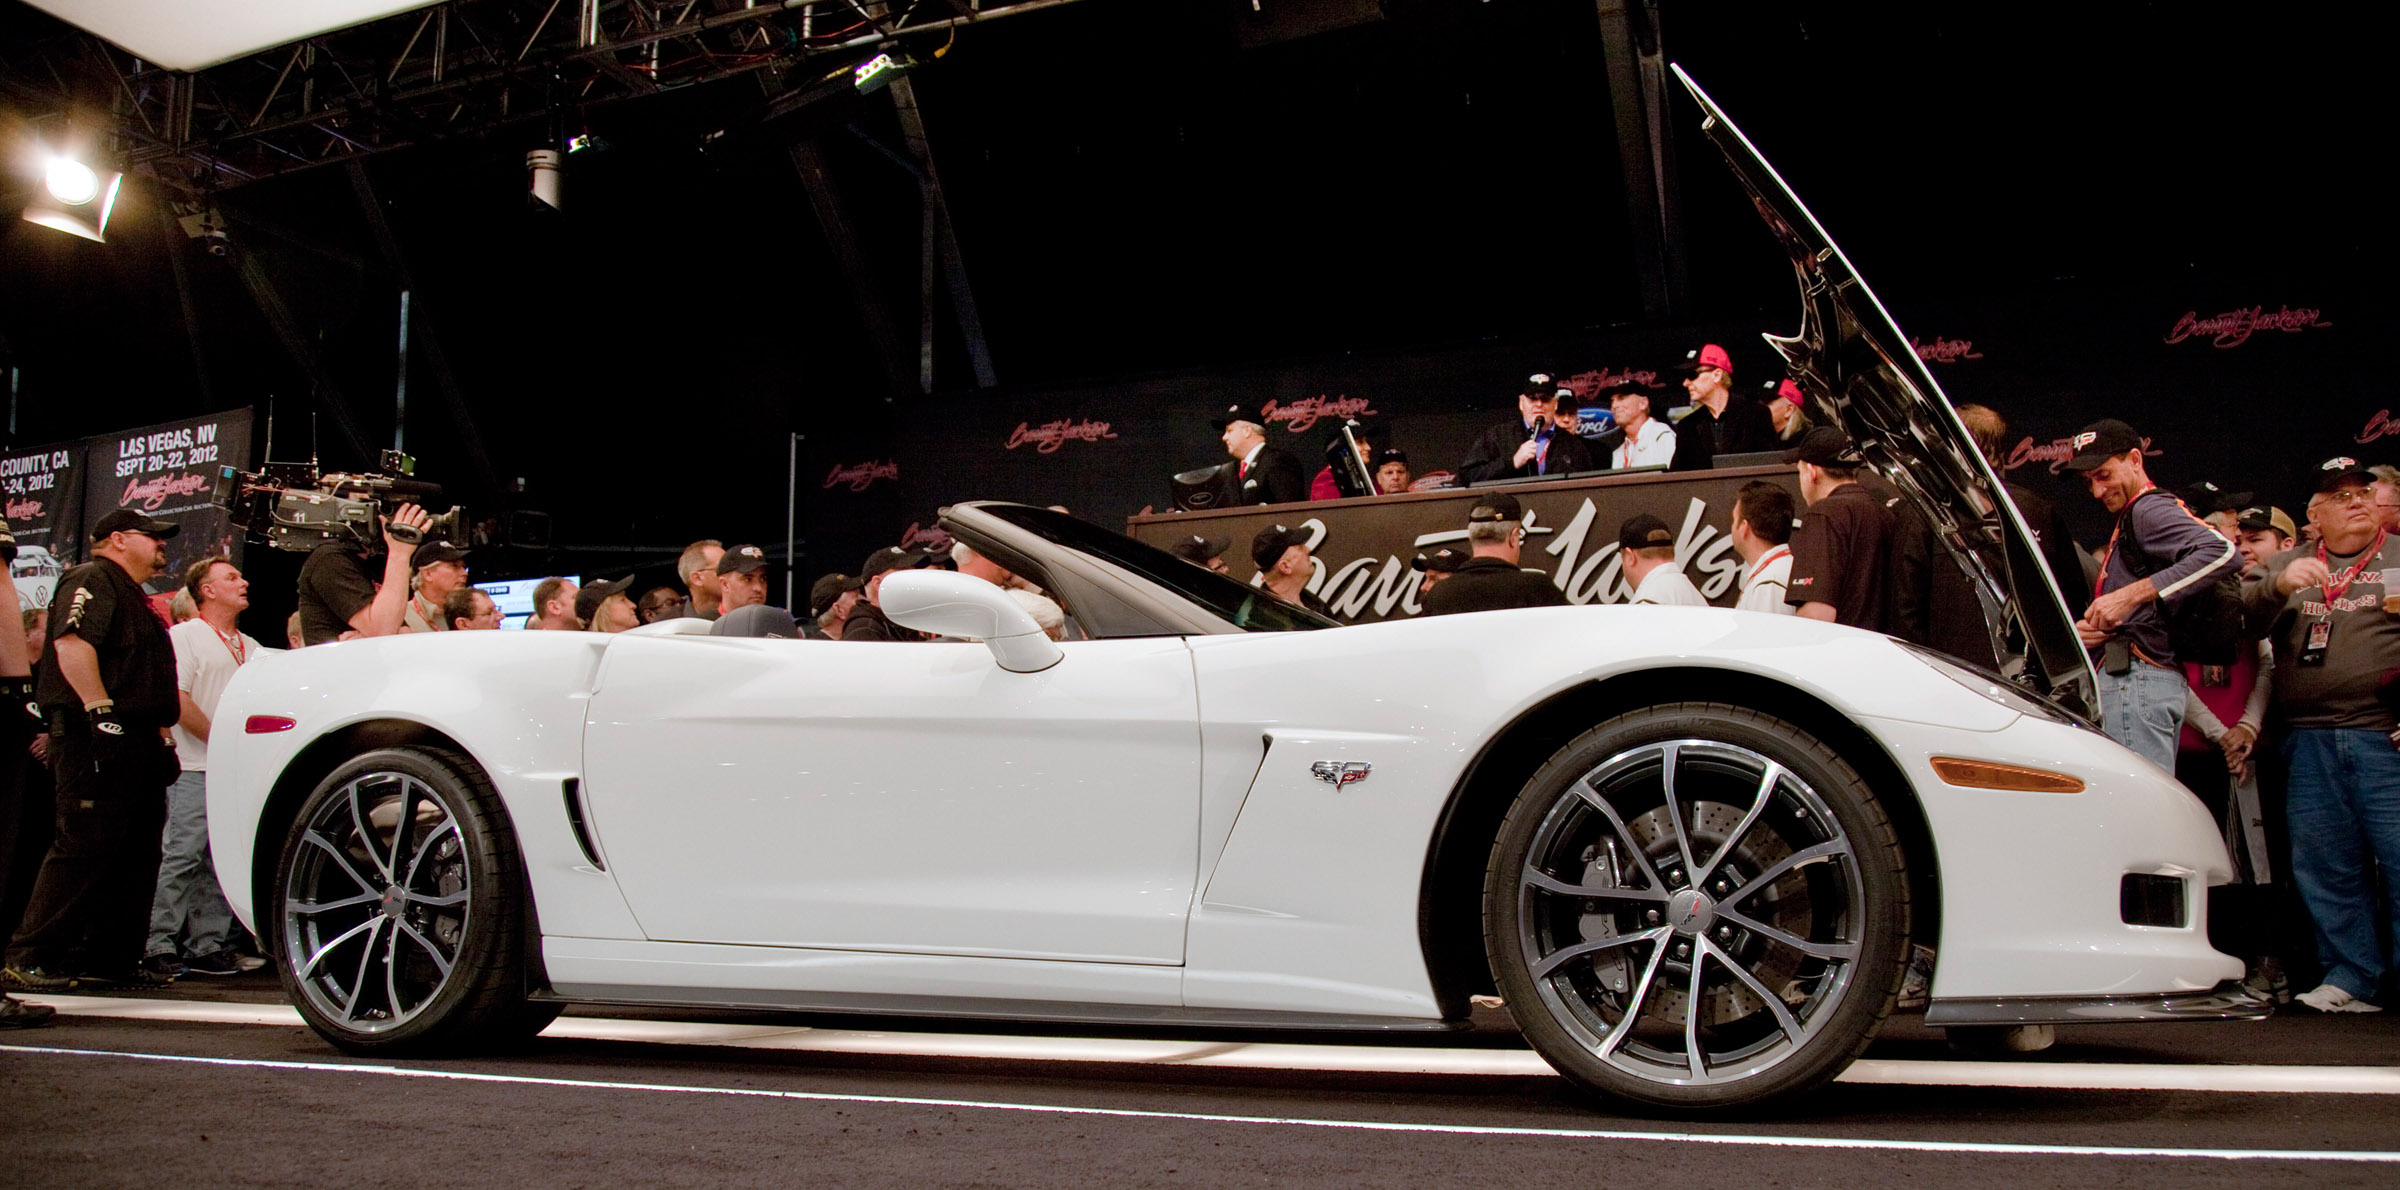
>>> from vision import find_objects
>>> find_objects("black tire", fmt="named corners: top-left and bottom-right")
top-left (1483, 702), bottom-right (1910, 1112)
top-left (272, 746), bottom-right (544, 1054)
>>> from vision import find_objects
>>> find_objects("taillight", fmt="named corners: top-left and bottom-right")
top-left (245, 715), bottom-right (297, 734)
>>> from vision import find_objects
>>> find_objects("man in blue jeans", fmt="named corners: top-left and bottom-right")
top-left (146, 556), bottom-right (267, 979)
top-left (2065, 419), bottom-right (2243, 771)
top-left (2242, 458), bottom-right (2400, 1013)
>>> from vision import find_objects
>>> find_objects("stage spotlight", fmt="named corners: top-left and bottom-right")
top-left (21, 152), bottom-right (123, 243)
top-left (853, 52), bottom-right (913, 94)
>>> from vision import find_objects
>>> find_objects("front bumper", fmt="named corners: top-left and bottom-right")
top-left (1926, 979), bottom-right (2272, 1026)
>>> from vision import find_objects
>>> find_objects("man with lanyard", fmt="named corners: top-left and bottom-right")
top-left (1729, 481), bottom-right (1797, 615)
top-left (2241, 458), bottom-right (2400, 1013)
top-left (4, 510), bottom-right (184, 993)
top-left (400, 540), bottom-right (470, 634)
top-left (2064, 419), bottom-right (2242, 770)
top-left (1458, 375), bottom-right (1596, 484)
top-left (145, 557), bottom-right (266, 979)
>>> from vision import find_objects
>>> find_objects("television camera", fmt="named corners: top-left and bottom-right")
top-left (215, 450), bottom-right (465, 553)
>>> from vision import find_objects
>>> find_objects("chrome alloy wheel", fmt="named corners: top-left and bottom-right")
top-left (1512, 738), bottom-right (1865, 1088)
top-left (282, 769), bottom-right (470, 1034)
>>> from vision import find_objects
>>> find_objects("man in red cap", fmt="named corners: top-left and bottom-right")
top-left (1767, 378), bottom-right (1808, 442)
top-left (1677, 344), bottom-right (1778, 458)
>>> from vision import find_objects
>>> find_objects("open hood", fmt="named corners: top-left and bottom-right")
top-left (1673, 65), bottom-right (2096, 720)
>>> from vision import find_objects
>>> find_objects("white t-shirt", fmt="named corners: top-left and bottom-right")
top-left (169, 618), bottom-right (267, 771)
top-left (1611, 419), bottom-right (1676, 469)
top-left (1631, 563), bottom-right (1709, 607)
top-left (1737, 545), bottom-right (1796, 615)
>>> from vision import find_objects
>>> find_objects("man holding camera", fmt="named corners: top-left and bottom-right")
top-left (295, 503), bottom-right (434, 646)
top-left (4, 511), bottom-right (184, 993)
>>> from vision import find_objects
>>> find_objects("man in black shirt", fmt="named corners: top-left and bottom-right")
top-left (1250, 524), bottom-right (1331, 616)
top-left (1675, 343), bottom-right (1777, 458)
top-left (4, 510), bottom-right (184, 992)
top-left (841, 546), bottom-right (933, 642)
top-left (0, 517), bottom-right (51, 1025)
top-left (1212, 405), bottom-right (1308, 507)
top-left (1459, 375), bottom-right (1598, 484)
top-left (1423, 493), bottom-right (1569, 615)
top-left (1785, 429), bottom-right (1895, 632)
top-left (294, 502), bottom-right (434, 645)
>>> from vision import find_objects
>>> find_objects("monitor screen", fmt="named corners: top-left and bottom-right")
top-left (474, 576), bottom-right (579, 630)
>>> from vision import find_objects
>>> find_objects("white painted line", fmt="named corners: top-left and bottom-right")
top-left (3, 1043), bottom-right (2395, 1164)
top-left (23, 994), bottom-right (2400, 1095)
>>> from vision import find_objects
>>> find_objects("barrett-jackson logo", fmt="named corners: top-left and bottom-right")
top-left (4, 497), bottom-right (42, 520)
top-left (1265, 395), bottom-right (1375, 434)
top-left (1006, 418), bottom-right (1119, 453)
top-left (2001, 434), bottom-right (2162, 475)
top-left (1564, 367), bottom-right (1667, 397)
top-left (2355, 410), bottom-right (2400, 445)
top-left (1912, 335), bottom-right (1983, 364)
top-left (2164, 305), bottom-right (2332, 348)
top-left (823, 460), bottom-right (899, 492)
top-left (122, 472), bottom-right (212, 510)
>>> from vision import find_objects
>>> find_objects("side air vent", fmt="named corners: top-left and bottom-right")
top-left (563, 778), bottom-right (605, 871)
top-left (2120, 873), bottom-right (2185, 928)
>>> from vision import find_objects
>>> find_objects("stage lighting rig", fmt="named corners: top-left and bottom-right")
top-left (18, 148), bottom-right (123, 244)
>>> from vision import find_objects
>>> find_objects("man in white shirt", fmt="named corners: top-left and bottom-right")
top-left (1730, 480), bottom-right (1798, 615)
top-left (1620, 514), bottom-right (1707, 606)
top-left (1608, 386), bottom-right (1676, 469)
top-left (145, 557), bottom-right (267, 979)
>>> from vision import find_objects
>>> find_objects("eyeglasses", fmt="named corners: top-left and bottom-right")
top-left (2315, 489), bottom-right (2376, 508)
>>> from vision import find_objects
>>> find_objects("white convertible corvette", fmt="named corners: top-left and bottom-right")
top-left (207, 71), bottom-right (2261, 1112)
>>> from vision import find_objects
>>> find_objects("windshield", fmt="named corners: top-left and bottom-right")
top-left (975, 504), bottom-right (1339, 633)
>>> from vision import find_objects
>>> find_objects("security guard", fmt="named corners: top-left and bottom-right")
top-left (4, 510), bottom-right (185, 992)
top-left (1422, 493), bottom-right (1569, 615)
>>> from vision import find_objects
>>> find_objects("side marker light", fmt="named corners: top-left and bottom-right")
top-left (1928, 757), bottom-right (2085, 793)
top-left (245, 715), bottom-right (297, 734)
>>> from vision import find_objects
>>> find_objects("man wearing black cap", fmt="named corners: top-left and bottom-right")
top-left (709, 546), bottom-right (800, 639)
top-left (295, 501), bottom-right (435, 645)
top-left (2065, 418), bottom-right (2242, 771)
top-left (1678, 343), bottom-right (1777, 458)
top-left (1213, 405), bottom-right (1308, 507)
top-left (1422, 493), bottom-right (1568, 616)
top-left (1459, 375), bottom-right (1597, 485)
top-left (4, 510), bottom-right (185, 992)
top-left (1620, 514), bottom-right (1707, 606)
top-left (1411, 545), bottom-right (1468, 602)
top-left (1785, 428), bottom-right (1895, 631)
top-left (576, 576), bottom-right (640, 633)
top-left (400, 540), bottom-right (470, 634)
top-left (841, 546), bottom-right (932, 642)
top-left (2240, 458), bottom-right (2400, 1013)
top-left (1168, 534), bottom-right (1232, 575)
top-left (806, 573), bottom-right (862, 639)
top-left (1374, 447), bottom-right (1414, 495)
top-left (1250, 524), bottom-right (1329, 615)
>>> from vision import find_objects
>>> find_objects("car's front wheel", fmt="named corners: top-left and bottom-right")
top-left (273, 746), bottom-right (544, 1054)
top-left (1484, 703), bottom-right (1909, 1111)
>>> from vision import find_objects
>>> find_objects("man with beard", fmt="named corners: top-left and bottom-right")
top-left (4, 511), bottom-right (185, 993)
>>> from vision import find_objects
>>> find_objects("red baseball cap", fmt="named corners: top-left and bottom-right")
top-left (1771, 378), bottom-right (1802, 404)
top-left (1679, 343), bottom-right (1735, 374)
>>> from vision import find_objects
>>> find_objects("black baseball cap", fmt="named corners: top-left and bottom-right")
top-left (1618, 513), bottom-right (1676, 552)
top-left (2175, 481), bottom-right (2251, 514)
top-left (1788, 427), bottom-right (1864, 468)
top-left (809, 572), bottom-right (862, 618)
top-left (859, 545), bottom-right (930, 580)
top-left (1375, 446), bottom-right (1410, 467)
top-left (1250, 523), bottom-right (1310, 570)
top-left (574, 574), bottom-right (634, 621)
top-left (1519, 373), bottom-right (1558, 399)
top-left (1410, 545), bottom-right (1469, 574)
top-left (409, 540), bottom-right (467, 569)
top-left (2062, 419), bottom-right (2144, 472)
top-left (1168, 533), bottom-right (1229, 565)
top-left (720, 544), bottom-right (771, 576)
top-left (2314, 456), bottom-right (2378, 494)
top-left (90, 509), bottom-right (180, 541)
top-left (1211, 403), bottom-right (1270, 430)
top-left (1467, 493), bottom-right (1524, 524)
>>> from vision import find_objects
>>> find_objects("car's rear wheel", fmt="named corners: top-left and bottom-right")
top-left (1484, 703), bottom-right (1909, 1112)
top-left (274, 747), bottom-right (544, 1054)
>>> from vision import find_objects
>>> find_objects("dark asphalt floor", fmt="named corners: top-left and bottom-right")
top-left (4, 983), bottom-right (2397, 1188)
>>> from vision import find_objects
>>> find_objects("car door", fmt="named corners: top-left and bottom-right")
top-left (580, 633), bottom-right (1201, 965)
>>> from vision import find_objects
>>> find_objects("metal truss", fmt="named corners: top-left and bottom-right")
top-left (0, 0), bottom-right (1084, 197)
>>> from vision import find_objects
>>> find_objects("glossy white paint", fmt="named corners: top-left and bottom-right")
top-left (210, 598), bottom-right (2237, 1026)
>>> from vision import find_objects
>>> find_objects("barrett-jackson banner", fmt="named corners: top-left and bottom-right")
top-left (4, 437), bottom-right (85, 612)
top-left (1127, 466), bottom-right (1794, 623)
top-left (79, 408), bottom-right (255, 594)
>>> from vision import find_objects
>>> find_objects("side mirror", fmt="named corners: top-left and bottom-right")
top-left (877, 570), bottom-right (1063, 673)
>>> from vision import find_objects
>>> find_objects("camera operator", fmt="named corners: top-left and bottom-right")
top-left (4, 511), bottom-right (184, 993)
top-left (295, 502), bottom-right (434, 646)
